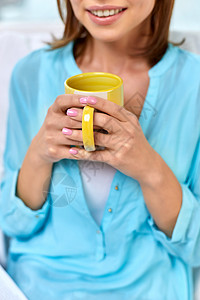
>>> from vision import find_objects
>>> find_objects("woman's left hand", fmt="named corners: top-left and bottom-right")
top-left (66, 95), bottom-right (159, 183)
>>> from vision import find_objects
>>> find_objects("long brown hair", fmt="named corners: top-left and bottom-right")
top-left (47, 0), bottom-right (183, 67)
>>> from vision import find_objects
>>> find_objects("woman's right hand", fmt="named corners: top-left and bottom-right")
top-left (29, 94), bottom-right (83, 165)
top-left (29, 94), bottom-right (101, 166)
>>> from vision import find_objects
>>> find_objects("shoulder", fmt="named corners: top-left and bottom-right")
top-left (10, 45), bottom-right (48, 84)
top-left (160, 44), bottom-right (200, 93)
top-left (174, 45), bottom-right (200, 78)
top-left (172, 46), bottom-right (200, 131)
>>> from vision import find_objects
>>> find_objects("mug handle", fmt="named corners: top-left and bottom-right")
top-left (82, 105), bottom-right (96, 151)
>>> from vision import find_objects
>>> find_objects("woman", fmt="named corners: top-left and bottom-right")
top-left (0, 0), bottom-right (200, 299)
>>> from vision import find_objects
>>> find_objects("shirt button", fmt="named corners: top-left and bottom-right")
top-left (96, 230), bottom-right (101, 234)
top-left (115, 185), bottom-right (119, 190)
top-left (108, 208), bottom-right (112, 213)
top-left (35, 215), bottom-right (39, 218)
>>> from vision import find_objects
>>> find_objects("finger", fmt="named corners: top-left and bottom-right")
top-left (93, 131), bottom-right (115, 149)
top-left (62, 108), bottom-right (104, 129)
top-left (47, 114), bottom-right (81, 131)
top-left (52, 108), bottom-right (101, 131)
top-left (52, 94), bottom-right (92, 114)
top-left (47, 131), bottom-right (83, 148)
top-left (65, 107), bottom-right (83, 120)
top-left (67, 145), bottom-right (114, 165)
top-left (77, 95), bottom-right (137, 123)
top-left (66, 107), bottom-right (101, 121)
top-left (55, 145), bottom-right (81, 161)
top-left (61, 127), bottom-right (103, 146)
top-left (61, 127), bottom-right (83, 143)
top-left (48, 112), bottom-right (100, 131)
top-left (52, 94), bottom-right (137, 126)
top-left (61, 114), bottom-right (82, 130)
top-left (61, 126), bottom-right (114, 148)
top-left (59, 130), bottom-right (84, 146)
top-left (67, 107), bottom-right (119, 133)
top-left (93, 111), bottom-right (120, 133)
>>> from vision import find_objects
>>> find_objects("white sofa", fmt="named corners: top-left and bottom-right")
top-left (0, 26), bottom-right (200, 298)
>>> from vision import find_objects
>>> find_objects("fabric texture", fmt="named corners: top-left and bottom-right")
top-left (78, 160), bottom-right (116, 226)
top-left (0, 40), bottom-right (200, 300)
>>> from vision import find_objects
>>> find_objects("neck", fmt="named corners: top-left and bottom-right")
top-left (75, 18), bottom-right (152, 75)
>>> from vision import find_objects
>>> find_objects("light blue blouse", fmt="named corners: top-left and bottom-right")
top-left (0, 40), bottom-right (200, 300)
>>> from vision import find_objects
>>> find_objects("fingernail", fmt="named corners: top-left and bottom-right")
top-left (69, 148), bottom-right (78, 155)
top-left (80, 97), bottom-right (88, 104)
top-left (87, 96), bottom-right (97, 104)
top-left (66, 109), bottom-right (78, 117)
top-left (79, 96), bottom-right (97, 104)
top-left (62, 128), bottom-right (73, 135)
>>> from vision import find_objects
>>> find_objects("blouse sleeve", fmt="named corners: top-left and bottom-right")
top-left (0, 60), bottom-right (50, 238)
top-left (148, 137), bottom-right (200, 267)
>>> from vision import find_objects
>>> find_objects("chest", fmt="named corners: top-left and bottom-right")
top-left (121, 73), bottom-right (150, 119)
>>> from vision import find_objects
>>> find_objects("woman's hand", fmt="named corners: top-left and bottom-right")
top-left (30, 94), bottom-right (101, 166)
top-left (59, 95), bottom-right (182, 238)
top-left (67, 95), bottom-right (160, 183)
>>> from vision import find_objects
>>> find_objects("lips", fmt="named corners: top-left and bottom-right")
top-left (86, 5), bottom-right (127, 11)
top-left (86, 8), bottom-right (127, 25)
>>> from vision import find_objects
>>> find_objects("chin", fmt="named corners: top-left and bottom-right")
top-left (89, 30), bottom-right (124, 43)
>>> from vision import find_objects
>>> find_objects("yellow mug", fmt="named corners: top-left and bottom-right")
top-left (64, 72), bottom-right (124, 151)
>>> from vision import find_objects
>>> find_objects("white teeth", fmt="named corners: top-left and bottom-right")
top-left (90, 8), bottom-right (123, 17)
top-left (104, 10), bottom-right (110, 17)
top-left (109, 9), bottom-right (115, 15)
top-left (97, 10), bottom-right (103, 17)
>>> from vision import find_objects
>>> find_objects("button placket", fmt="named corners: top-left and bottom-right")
top-left (100, 176), bottom-right (125, 233)
top-left (72, 160), bottom-right (127, 261)
top-left (94, 181), bottom-right (122, 261)
top-left (95, 229), bottom-right (105, 261)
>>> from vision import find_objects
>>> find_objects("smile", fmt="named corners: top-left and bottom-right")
top-left (89, 8), bottom-right (126, 18)
top-left (86, 7), bottom-right (127, 25)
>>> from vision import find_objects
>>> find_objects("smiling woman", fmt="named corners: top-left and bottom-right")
top-left (0, 0), bottom-right (200, 300)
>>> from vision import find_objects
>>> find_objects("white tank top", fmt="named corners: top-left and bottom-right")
top-left (78, 160), bottom-right (116, 226)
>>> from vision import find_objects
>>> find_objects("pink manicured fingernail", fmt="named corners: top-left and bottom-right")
top-left (62, 128), bottom-right (73, 135)
top-left (66, 109), bottom-right (78, 117)
top-left (87, 96), bottom-right (97, 104)
top-left (80, 97), bottom-right (88, 104)
top-left (69, 148), bottom-right (78, 155)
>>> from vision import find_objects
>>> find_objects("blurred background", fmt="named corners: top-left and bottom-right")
top-left (0, 0), bottom-right (59, 23)
top-left (0, 0), bottom-right (200, 299)
top-left (0, 0), bottom-right (200, 31)
top-left (0, 0), bottom-right (61, 33)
